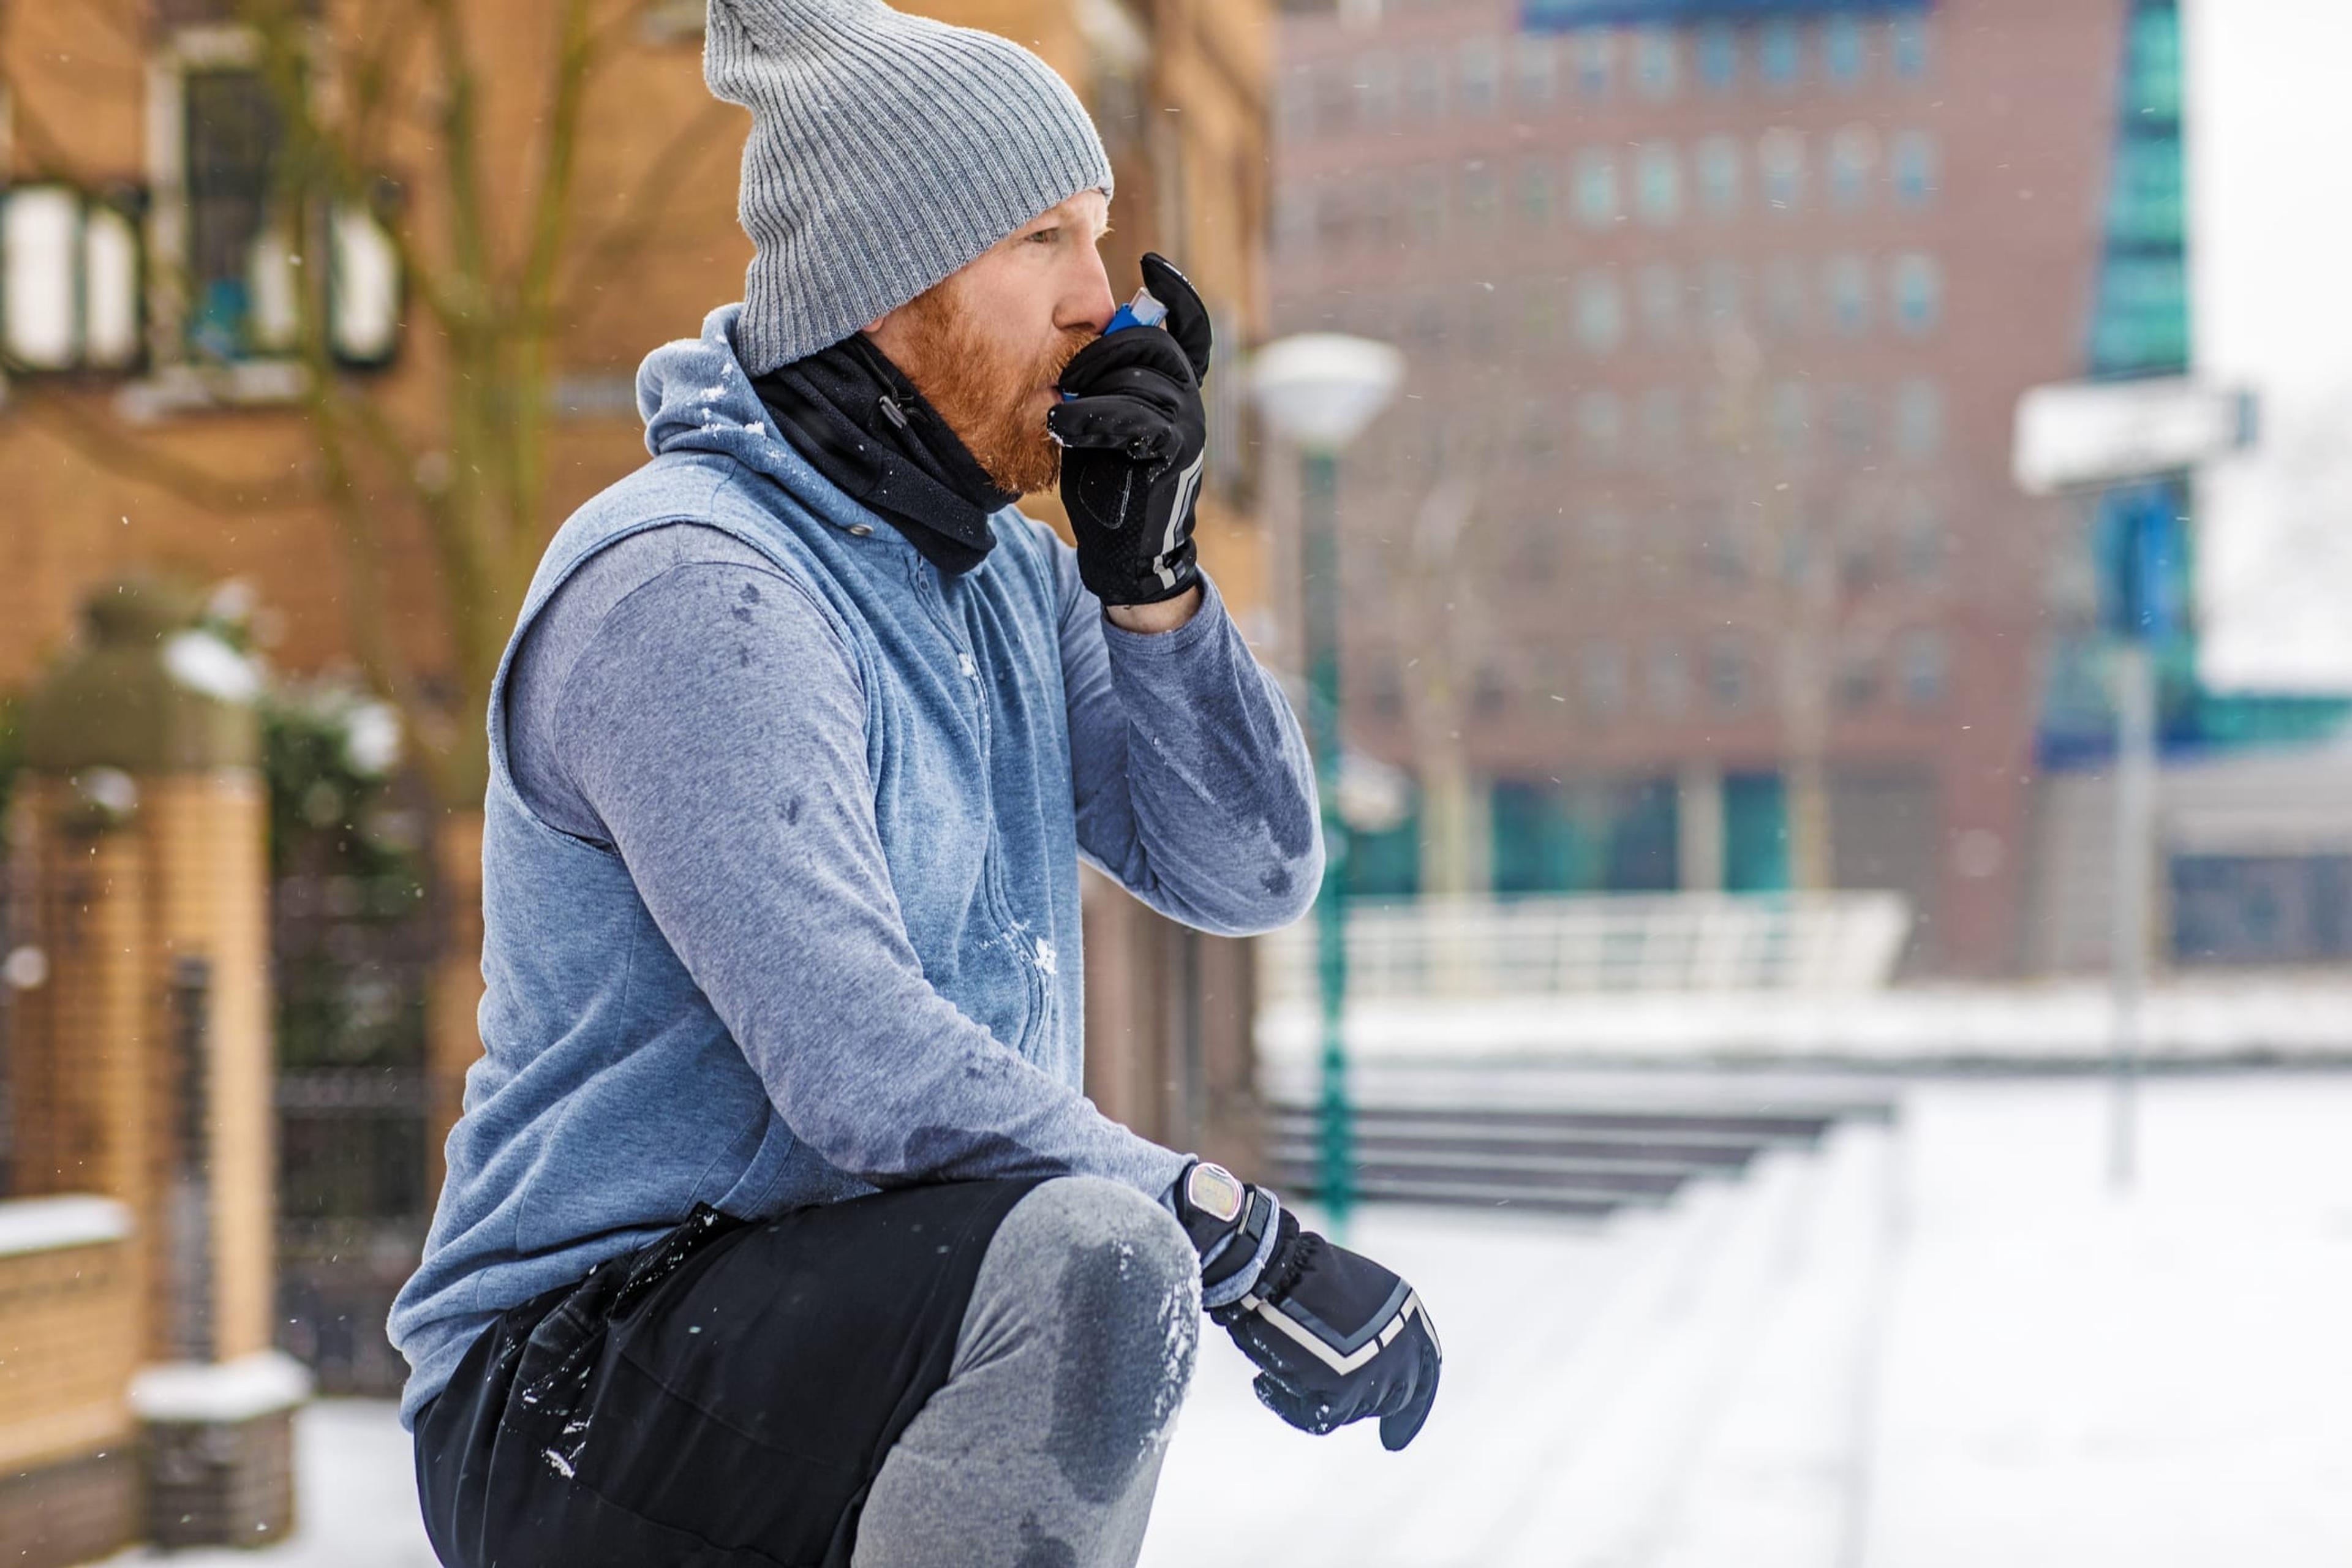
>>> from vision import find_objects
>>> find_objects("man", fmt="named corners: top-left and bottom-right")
top-left (389, 1), bottom-right (1439, 1563)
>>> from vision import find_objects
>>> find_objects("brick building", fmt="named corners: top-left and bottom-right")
top-left (1267, 0), bottom-right (2132, 974)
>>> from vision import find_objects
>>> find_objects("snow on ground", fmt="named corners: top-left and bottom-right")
top-left (1861, 1074), bottom-right (2352, 1568)
top-left (172, 1073), bottom-right (2352, 1568)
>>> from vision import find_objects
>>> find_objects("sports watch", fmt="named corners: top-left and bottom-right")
top-left (1172, 1159), bottom-right (1280, 1305)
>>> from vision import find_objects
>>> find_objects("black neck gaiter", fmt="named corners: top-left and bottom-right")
top-left (753, 334), bottom-right (1016, 576)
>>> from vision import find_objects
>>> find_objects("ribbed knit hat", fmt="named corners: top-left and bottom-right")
top-left (705, 0), bottom-right (1115, 374)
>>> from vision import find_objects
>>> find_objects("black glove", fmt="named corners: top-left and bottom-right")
top-left (1048, 253), bottom-right (1211, 607)
top-left (1213, 1208), bottom-right (1443, 1451)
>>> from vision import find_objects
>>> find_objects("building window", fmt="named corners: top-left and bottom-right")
top-left (1407, 167), bottom-right (1447, 242)
top-left (2092, 255), bottom-right (2189, 370)
top-left (1461, 160), bottom-right (1501, 227)
top-left (1575, 149), bottom-right (1619, 227)
top-left (1459, 37), bottom-right (1501, 118)
top-left (1702, 260), bottom-right (1743, 325)
top-left (1646, 642), bottom-right (1690, 717)
top-left (1519, 408), bottom-right (1561, 467)
top-left (2, 187), bottom-right (144, 371)
top-left (1826, 254), bottom-right (1871, 334)
top-left (1697, 23), bottom-right (1739, 91)
top-left (1356, 55), bottom-right (1400, 129)
top-left (1577, 390), bottom-right (1623, 461)
top-left (1574, 28), bottom-right (1613, 97)
top-left (1635, 28), bottom-right (1678, 100)
top-left (2109, 135), bottom-right (2184, 246)
top-left (1582, 642), bottom-right (1628, 718)
top-left (184, 66), bottom-right (295, 362)
top-left (1771, 382), bottom-right (1811, 454)
top-left (1693, 506), bottom-right (1748, 583)
top-left (1575, 272), bottom-right (1624, 353)
top-left (1697, 136), bottom-right (1741, 215)
top-left (1640, 388), bottom-right (1682, 462)
top-left (1829, 124), bottom-right (1876, 209)
top-left (1580, 29), bottom-right (1618, 99)
top-left (1635, 143), bottom-right (1681, 225)
top-left (1890, 15), bottom-right (1931, 80)
top-left (1899, 492), bottom-right (1945, 582)
top-left (1706, 636), bottom-right (1752, 711)
top-left (1759, 129), bottom-right (1805, 212)
top-left (1758, 19), bottom-right (1803, 88)
top-left (1824, 15), bottom-right (1867, 86)
top-left (1356, 173), bottom-right (1396, 248)
top-left (1891, 130), bottom-right (1938, 206)
top-left (1894, 379), bottom-right (1943, 458)
top-left (1638, 263), bottom-right (1681, 342)
top-left (1406, 55), bottom-right (1447, 123)
top-left (2126, 4), bottom-right (2182, 120)
top-left (1828, 384), bottom-right (1872, 456)
top-left (1891, 252), bottom-right (1942, 334)
top-left (1582, 507), bottom-right (1629, 567)
top-left (1763, 257), bottom-right (1807, 336)
top-left (1521, 290), bottom-right (1562, 347)
top-left (1897, 628), bottom-right (1948, 708)
top-left (1515, 37), bottom-right (1558, 110)
top-left (1518, 157), bottom-right (1556, 226)
top-left (1838, 645), bottom-right (1880, 710)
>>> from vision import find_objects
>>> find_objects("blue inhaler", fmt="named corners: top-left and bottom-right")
top-left (1104, 287), bottom-right (1169, 335)
top-left (1062, 288), bottom-right (1169, 401)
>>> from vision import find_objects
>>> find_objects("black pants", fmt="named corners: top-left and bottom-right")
top-left (414, 1180), bottom-right (1043, 1568)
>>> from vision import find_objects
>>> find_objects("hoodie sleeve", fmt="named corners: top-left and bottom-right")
top-left (1048, 529), bottom-right (1324, 935)
top-left (549, 555), bottom-right (1187, 1199)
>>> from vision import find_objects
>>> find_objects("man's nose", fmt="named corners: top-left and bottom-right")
top-left (1065, 247), bottom-right (1115, 336)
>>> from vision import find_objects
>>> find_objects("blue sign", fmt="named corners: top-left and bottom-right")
top-left (1523, 0), bottom-right (1931, 28)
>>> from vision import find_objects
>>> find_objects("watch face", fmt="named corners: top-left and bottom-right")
top-left (1188, 1162), bottom-right (1246, 1224)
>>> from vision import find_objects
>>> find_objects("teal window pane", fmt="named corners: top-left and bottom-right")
top-left (1489, 778), bottom-right (1679, 894)
top-left (1724, 773), bottom-right (1790, 894)
top-left (1890, 15), bottom-right (1930, 80)
top-left (2126, 4), bottom-right (2181, 123)
top-left (1760, 20), bottom-right (1802, 86)
top-left (1576, 148), bottom-right (1619, 226)
top-left (1635, 28), bottom-right (1678, 100)
top-left (1348, 805), bottom-right (1421, 898)
top-left (1698, 24), bottom-right (1738, 89)
top-left (1824, 16), bottom-right (1866, 85)
top-left (1637, 144), bottom-right (1681, 224)
top-left (2090, 255), bottom-right (2188, 372)
top-left (1698, 136), bottom-right (1741, 214)
top-left (2108, 134), bottom-right (2184, 247)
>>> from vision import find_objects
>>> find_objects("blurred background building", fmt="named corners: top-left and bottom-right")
top-left (1264, 0), bottom-right (2352, 979)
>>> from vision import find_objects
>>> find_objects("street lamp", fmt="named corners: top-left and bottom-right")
top-left (1251, 333), bottom-right (1404, 1231)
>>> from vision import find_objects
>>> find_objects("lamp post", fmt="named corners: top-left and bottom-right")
top-left (1251, 333), bottom-right (1403, 1231)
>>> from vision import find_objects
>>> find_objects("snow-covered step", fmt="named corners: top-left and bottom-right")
top-left (1143, 1106), bottom-right (1896, 1567)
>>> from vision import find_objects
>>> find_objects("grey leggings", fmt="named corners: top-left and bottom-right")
top-left (851, 1177), bottom-right (1203, 1568)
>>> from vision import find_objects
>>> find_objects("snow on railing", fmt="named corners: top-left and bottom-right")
top-left (1258, 892), bottom-right (1912, 1002)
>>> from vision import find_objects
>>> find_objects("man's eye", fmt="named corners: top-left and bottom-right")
top-left (1028, 228), bottom-right (1058, 244)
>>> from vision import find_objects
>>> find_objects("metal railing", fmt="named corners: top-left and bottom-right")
top-left (1259, 892), bottom-right (1912, 1003)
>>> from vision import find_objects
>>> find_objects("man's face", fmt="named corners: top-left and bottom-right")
top-left (865, 191), bottom-right (1115, 497)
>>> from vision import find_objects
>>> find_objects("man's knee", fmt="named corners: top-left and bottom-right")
top-left (993, 1177), bottom-right (1200, 1502)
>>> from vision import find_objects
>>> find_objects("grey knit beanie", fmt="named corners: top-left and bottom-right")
top-left (705, 0), bottom-right (1115, 374)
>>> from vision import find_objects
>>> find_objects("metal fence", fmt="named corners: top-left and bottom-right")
top-left (1259, 892), bottom-right (1913, 1003)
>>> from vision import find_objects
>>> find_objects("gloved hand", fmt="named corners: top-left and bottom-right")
top-left (1210, 1207), bottom-right (1442, 1451)
top-left (1048, 253), bottom-right (1211, 606)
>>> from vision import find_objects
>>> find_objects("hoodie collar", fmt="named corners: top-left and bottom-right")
top-left (637, 304), bottom-right (1019, 559)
